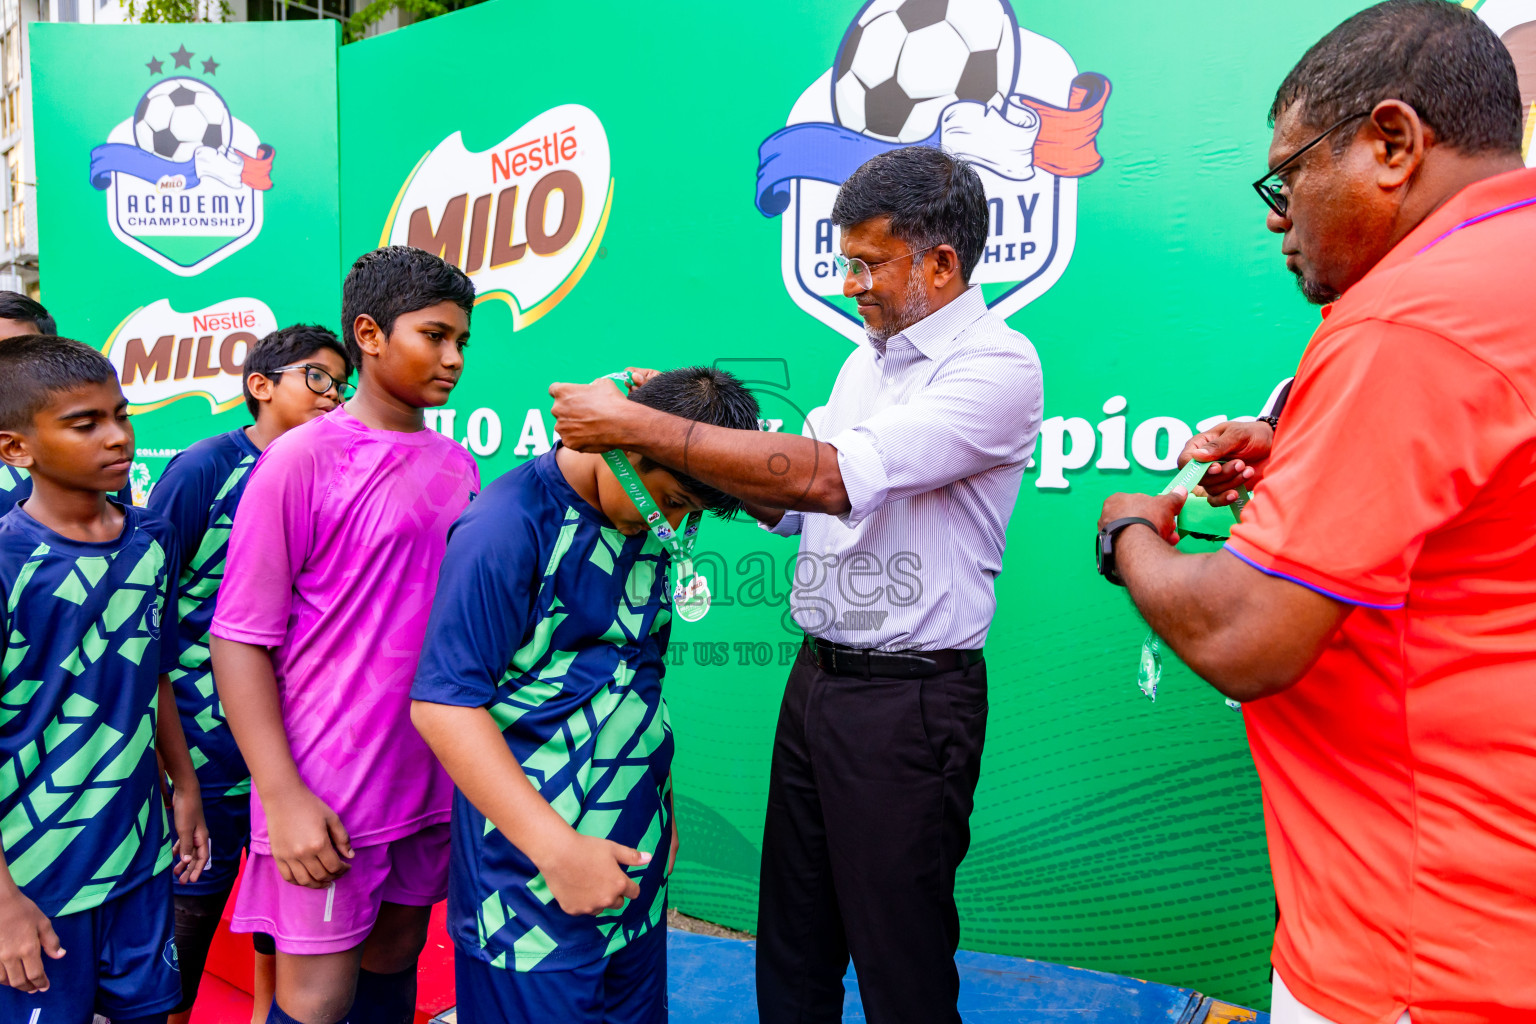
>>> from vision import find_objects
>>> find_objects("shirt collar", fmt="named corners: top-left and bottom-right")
top-left (536, 443), bottom-right (615, 529)
top-left (880, 285), bottom-right (989, 360)
top-left (232, 426), bottom-right (262, 458)
top-left (1368, 166), bottom-right (1536, 278)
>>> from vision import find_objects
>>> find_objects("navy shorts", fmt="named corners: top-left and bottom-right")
top-left (173, 790), bottom-right (250, 895)
top-left (454, 924), bottom-right (666, 1024)
top-left (0, 871), bottom-right (179, 1023)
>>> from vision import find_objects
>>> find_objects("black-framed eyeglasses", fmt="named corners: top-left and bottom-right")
top-left (271, 363), bottom-right (355, 400)
top-left (1252, 111), bottom-right (1370, 217)
top-left (832, 244), bottom-right (939, 290)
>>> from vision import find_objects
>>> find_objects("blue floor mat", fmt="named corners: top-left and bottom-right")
top-left (667, 929), bottom-right (1269, 1023)
top-left (432, 929), bottom-right (1268, 1022)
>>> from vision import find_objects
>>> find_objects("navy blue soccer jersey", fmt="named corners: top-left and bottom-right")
top-left (0, 502), bottom-right (180, 917)
top-left (413, 448), bottom-right (675, 973)
top-left (148, 428), bottom-right (260, 798)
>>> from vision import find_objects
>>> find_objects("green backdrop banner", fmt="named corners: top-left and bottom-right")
top-left (32, 20), bottom-right (342, 498)
top-left (35, 1), bottom-right (1536, 1010)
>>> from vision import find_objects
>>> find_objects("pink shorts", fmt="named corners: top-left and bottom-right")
top-left (230, 823), bottom-right (450, 955)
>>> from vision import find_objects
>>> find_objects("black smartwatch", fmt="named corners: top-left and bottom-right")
top-left (1096, 517), bottom-right (1158, 587)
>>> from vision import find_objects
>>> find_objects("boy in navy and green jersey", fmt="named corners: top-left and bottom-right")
top-left (411, 367), bottom-right (760, 1023)
top-left (0, 335), bottom-right (208, 1024)
top-left (147, 324), bottom-right (352, 1021)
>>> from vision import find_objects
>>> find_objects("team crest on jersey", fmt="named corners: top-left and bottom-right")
top-left (164, 937), bottom-right (180, 971)
top-left (754, 0), bottom-right (1112, 343)
top-left (146, 594), bottom-right (164, 640)
top-left (1477, 0), bottom-right (1536, 166)
top-left (88, 46), bottom-right (276, 276)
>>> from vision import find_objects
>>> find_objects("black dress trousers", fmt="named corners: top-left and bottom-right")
top-left (755, 645), bottom-right (989, 1024)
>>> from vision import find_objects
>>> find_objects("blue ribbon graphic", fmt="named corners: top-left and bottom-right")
top-left (754, 122), bottom-right (939, 217)
top-left (89, 143), bottom-right (202, 191)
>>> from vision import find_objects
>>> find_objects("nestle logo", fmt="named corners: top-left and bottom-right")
top-left (491, 127), bottom-right (577, 183)
top-left (192, 309), bottom-right (259, 333)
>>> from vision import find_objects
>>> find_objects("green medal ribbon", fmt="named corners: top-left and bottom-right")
top-left (1138, 459), bottom-right (1249, 708)
top-left (599, 372), bottom-right (711, 622)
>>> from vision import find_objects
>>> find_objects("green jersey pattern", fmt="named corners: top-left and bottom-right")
top-left (413, 451), bottom-right (675, 972)
top-left (0, 505), bottom-right (181, 916)
top-left (0, 466), bottom-right (27, 517)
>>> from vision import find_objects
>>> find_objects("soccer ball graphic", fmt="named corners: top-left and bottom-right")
top-left (132, 77), bottom-right (230, 163)
top-left (833, 0), bottom-right (1019, 142)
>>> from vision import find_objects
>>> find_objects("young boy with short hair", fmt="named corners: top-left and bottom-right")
top-left (0, 299), bottom-right (135, 516)
top-left (148, 324), bottom-right (353, 1024)
top-left (0, 335), bottom-right (209, 1024)
top-left (0, 295), bottom-right (58, 516)
top-left (211, 247), bottom-right (479, 1024)
top-left (411, 367), bottom-right (761, 1023)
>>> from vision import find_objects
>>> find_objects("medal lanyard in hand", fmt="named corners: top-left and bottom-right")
top-left (1137, 459), bottom-right (1249, 706)
top-left (598, 372), bottom-right (711, 622)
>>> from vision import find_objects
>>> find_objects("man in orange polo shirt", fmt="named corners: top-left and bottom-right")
top-left (1096, 3), bottom-right (1536, 1023)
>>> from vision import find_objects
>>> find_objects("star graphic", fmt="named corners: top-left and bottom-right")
top-left (201, 56), bottom-right (219, 75)
top-left (170, 44), bottom-right (193, 68)
top-left (146, 56), bottom-right (164, 74)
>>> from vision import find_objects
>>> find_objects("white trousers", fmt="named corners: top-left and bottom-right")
top-left (1271, 971), bottom-right (1411, 1024)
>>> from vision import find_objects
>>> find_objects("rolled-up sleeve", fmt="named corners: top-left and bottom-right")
top-left (760, 510), bottom-right (804, 537)
top-left (828, 343), bottom-right (1043, 528)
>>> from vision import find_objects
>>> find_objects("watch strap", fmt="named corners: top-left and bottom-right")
top-left (1098, 516), bottom-right (1160, 587)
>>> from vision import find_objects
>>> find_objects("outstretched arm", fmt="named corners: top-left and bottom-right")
top-left (1099, 490), bottom-right (1351, 701)
top-left (550, 346), bottom-right (1041, 520)
top-left (550, 380), bottom-right (850, 514)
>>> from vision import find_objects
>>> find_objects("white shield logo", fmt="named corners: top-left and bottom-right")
top-left (91, 72), bottom-right (276, 277)
top-left (755, 0), bottom-right (1111, 343)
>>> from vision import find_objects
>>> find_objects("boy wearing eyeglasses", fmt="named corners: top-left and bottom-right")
top-left (148, 323), bottom-right (352, 1024)
top-left (210, 248), bottom-right (480, 1024)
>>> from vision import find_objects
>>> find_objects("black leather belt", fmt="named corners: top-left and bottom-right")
top-left (803, 637), bottom-right (984, 680)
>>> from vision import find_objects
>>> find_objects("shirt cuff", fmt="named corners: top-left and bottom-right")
top-left (209, 621), bottom-right (286, 647)
top-left (409, 678), bottom-right (494, 708)
top-left (828, 426), bottom-right (889, 530)
top-left (760, 511), bottom-right (804, 537)
top-left (1222, 539), bottom-right (1405, 609)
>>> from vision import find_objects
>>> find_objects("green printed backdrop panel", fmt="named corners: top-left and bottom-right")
top-left (32, 21), bottom-right (342, 492)
top-left (334, 1), bottom-right (1448, 1008)
top-left (42, 0), bottom-right (1530, 1011)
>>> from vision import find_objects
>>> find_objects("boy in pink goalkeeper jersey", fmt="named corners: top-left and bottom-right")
top-left (211, 247), bottom-right (479, 1024)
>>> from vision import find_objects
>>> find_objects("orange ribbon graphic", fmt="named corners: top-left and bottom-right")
top-left (1016, 73), bottom-right (1111, 178)
top-left (237, 144), bottom-right (277, 191)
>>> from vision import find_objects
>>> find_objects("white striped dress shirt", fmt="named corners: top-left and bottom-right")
top-left (765, 285), bottom-right (1043, 651)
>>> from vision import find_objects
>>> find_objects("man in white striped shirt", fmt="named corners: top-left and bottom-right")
top-left (550, 146), bottom-right (1043, 1024)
